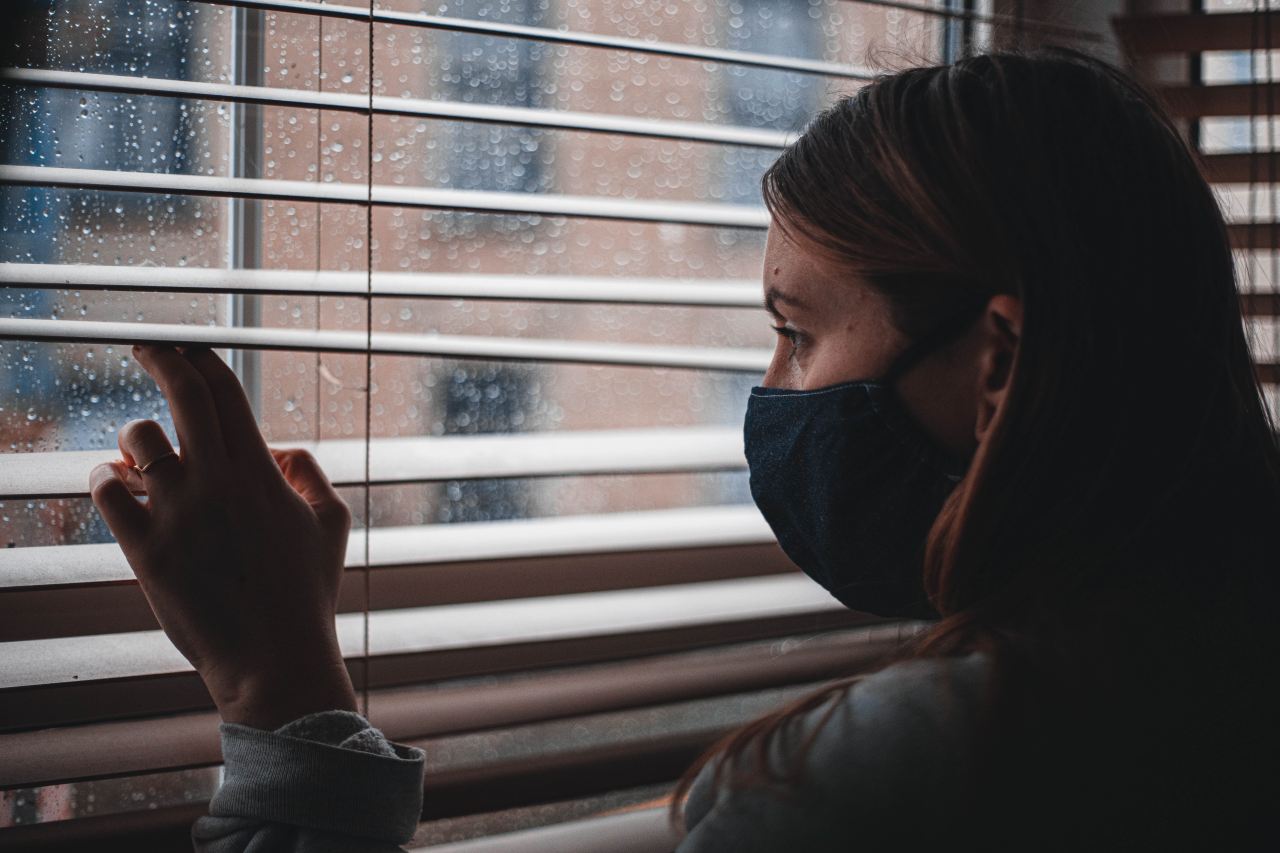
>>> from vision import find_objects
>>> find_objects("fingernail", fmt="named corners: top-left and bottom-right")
top-left (89, 463), bottom-right (118, 494)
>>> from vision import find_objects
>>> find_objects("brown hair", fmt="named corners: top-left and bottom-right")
top-left (671, 48), bottom-right (1280, 843)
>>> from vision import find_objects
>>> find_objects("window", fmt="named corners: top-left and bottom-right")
top-left (0, 0), bottom-right (1008, 843)
top-left (1114, 0), bottom-right (1280, 419)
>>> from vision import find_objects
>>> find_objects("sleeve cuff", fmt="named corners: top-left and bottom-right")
top-left (211, 710), bottom-right (426, 844)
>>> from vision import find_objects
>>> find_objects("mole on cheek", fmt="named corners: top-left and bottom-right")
top-left (772, 267), bottom-right (781, 276)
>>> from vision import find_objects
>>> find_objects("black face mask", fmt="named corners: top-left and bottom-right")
top-left (743, 311), bottom-right (978, 619)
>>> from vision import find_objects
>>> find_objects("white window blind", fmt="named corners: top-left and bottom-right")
top-left (0, 0), bottom-right (1091, 842)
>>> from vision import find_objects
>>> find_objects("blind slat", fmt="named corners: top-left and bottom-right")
top-left (1256, 363), bottom-right (1280, 384)
top-left (0, 263), bottom-right (762, 307)
top-left (0, 426), bottom-right (745, 501)
top-left (0, 318), bottom-right (773, 371)
top-left (0, 165), bottom-right (772, 229)
top-left (1114, 12), bottom-right (1278, 54)
top-left (414, 808), bottom-right (677, 853)
top-left (1159, 83), bottom-right (1280, 119)
top-left (0, 68), bottom-right (793, 150)
top-left (1241, 293), bottom-right (1280, 317)
top-left (193, 0), bottom-right (874, 79)
top-left (4, 543), bottom-right (795, 644)
top-left (1202, 152), bottom-right (1280, 186)
top-left (0, 574), bottom-right (840, 690)
top-left (1230, 222), bottom-right (1280, 251)
top-left (1, 505), bottom-right (774, 590)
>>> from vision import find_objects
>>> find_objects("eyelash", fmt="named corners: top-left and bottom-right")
top-left (771, 325), bottom-right (804, 349)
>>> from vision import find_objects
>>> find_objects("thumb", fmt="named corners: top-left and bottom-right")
top-left (270, 448), bottom-right (350, 526)
top-left (89, 461), bottom-right (151, 553)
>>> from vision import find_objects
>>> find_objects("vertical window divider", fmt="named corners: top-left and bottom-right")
top-left (942, 0), bottom-right (978, 62)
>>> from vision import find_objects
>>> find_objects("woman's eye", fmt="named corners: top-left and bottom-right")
top-left (771, 325), bottom-right (803, 349)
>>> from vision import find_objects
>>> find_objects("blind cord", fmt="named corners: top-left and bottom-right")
top-left (315, 12), bottom-right (324, 449)
top-left (362, 0), bottom-right (374, 720)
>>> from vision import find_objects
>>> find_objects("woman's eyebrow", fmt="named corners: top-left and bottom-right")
top-left (764, 287), bottom-right (811, 317)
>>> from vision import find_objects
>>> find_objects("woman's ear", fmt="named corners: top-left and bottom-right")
top-left (974, 294), bottom-right (1022, 445)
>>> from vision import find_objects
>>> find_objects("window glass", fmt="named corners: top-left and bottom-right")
top-left (720, 0), bottom-right (824, 205)
top-left (1, 2), bottom-right (229, 546)
top-left (438, 0), bottom-right (550, 195)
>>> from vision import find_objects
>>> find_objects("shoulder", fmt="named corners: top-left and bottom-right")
top-left (781, 651), bottom-right (990, 791)
top-left (822, 650), bottom-right (991, 765)
top-left (678, 652), bottom-right (991, 852)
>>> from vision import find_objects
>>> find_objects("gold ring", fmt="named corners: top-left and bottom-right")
top-left (137, 451), bottom-right (178, 474)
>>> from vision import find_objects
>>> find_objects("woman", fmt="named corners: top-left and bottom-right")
top-left (89, 49), bottom-right (1279, 851)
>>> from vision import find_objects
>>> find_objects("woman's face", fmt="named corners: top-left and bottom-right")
top-left (760, 222), bottom-right (1018, 459)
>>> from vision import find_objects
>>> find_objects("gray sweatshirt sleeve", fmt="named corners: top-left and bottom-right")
top-left (192, 709), bottom-right (426, 853)
top-left (677, 653), bottom-right (989, 851)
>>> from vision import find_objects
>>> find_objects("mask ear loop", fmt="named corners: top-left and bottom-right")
top-left (880, 297), bottom-right (989, 387)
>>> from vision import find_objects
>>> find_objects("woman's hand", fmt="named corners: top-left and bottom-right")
top-left (88, 344), bottom-right (358, 730)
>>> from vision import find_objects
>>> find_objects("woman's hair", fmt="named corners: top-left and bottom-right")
top-left (672, 48), bottom-right (1280, 842)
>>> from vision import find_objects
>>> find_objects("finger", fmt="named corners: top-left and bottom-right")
top-left (271, 448), bottom-right (350, 525)
top-left (118, 463), bottom-right (147, 495)
top-left (182, 347), bottom-right (275, 470)
top-left (89, 461), bottom-right (150, 552)
top-left (119, 418), bottom-right (183, 499)
top-left (131, 344), bottom-right (227, 470)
